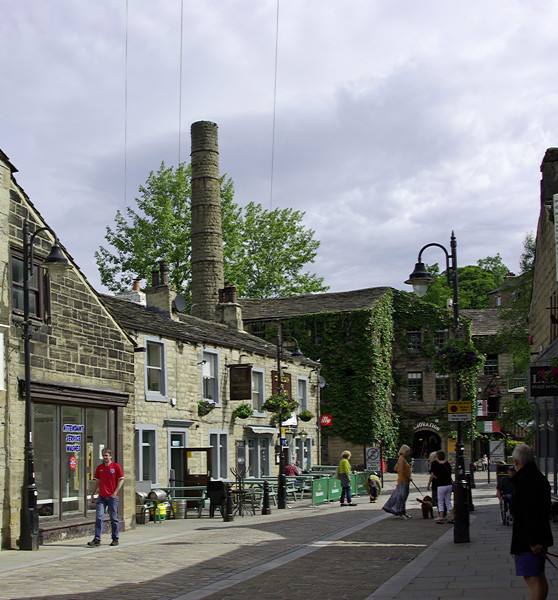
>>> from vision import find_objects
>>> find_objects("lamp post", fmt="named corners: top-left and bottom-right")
top-left (405, 231), bottom-right (470, 543)
top-left (19, 220), bottom-right (69, 550)
top-left (275, 324), bottom-right (304, 509)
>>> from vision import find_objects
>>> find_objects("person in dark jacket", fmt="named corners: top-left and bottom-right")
top-left (511, 444), bottom-right (553, 600)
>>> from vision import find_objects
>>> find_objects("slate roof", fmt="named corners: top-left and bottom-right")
top-left (101, 294), bottom-right (308, 362)
top-left (461, 308), bottom-right (502, 336)
top-left (240, 287), bottom-right (393, 321)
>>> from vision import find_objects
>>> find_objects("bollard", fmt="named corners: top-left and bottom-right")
top-left (262, 480), bottom-right (272, 515)
top-left (465, 473), bottom-right (475, 511)
top-left (224, 482), bottom-right (234, 522)
top-left (469, 462), bottom-right (476, 489)
top-left (453, 479), bottom-right (470, 543)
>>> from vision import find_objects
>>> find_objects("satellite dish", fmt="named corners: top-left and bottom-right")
top-left (319, 376), bottom-right (326, 389)
top-left (173, 295), bottom-right (187, 313)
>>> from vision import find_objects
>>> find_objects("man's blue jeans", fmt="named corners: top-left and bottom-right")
top-left (95, 496), bottom-right (119, 540)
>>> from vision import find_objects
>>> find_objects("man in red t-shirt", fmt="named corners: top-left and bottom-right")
top-left (87, 448), bottom-right (124, 547)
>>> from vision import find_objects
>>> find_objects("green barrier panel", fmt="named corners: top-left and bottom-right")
top-left (312, 477), bottom-right (330, 504)
top-left (328, 477), bottom-right (342, 501)
top-left (354, 472), bottom-right (368, 495)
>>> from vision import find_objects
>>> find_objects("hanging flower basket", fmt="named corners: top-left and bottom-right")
top-left (298, 410), bottom-right (314, 422)
top-left (232, 403), bottom-right (253, 419)
top-left (262, 393), bottom-right (298, 421)
top-left (431, 339), bottom-right (484, 375)
top-left (198, 400), bottom-right (215, 417)
top-left (538, 365), bottom-right (558, 386)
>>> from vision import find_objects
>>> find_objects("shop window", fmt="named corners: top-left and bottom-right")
top-left (435, 373), bottom-right (450, 403)
top-left (145, 337), bottom-right (167, 401)
top-left (34, 404), bottom-right (110, 522)
top-left (252, 368), bottom-right (265, 414)
top-left (297, 377), bottom-right (308, 412)
top-left (11, 250), bottom-right (47, 319)
top-left (407, 330), bottom-right (422, 351)
top-left (202, 350), bottom-right (220, 405)
top-left (408, 372), bottom-right (423, 402)
top-left (135, 425), bottom-right (158, 483)
top-left (209, 431), bottom-right (228, 479)
top-left (484, 354), bottom-right (499, 376)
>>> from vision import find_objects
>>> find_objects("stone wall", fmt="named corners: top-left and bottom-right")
top-left (3, 179), bottom-right (135, 548)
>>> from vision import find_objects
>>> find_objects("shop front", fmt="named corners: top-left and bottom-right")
top-left (29, 381), bottom-right (128, 542)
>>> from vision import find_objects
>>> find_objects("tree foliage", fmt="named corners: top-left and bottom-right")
top-left (95, 162), bottom-right (328, 300)
top-left (421, 253), bottom-right (510, 309)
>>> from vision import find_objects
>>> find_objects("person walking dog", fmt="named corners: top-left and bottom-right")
top-left (87, 448), bottom-right (124, 547)
top-left (382, 445), bottom-right (412, 519)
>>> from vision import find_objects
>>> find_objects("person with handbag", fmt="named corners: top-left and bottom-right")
top-left (427, 450), bottom-right (454, 524)
top-left (338, 450), bottom-right (357, 506)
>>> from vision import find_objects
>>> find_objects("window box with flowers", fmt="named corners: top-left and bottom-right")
top-left (232, 403), bottom-right (253, 419)
top-left (198, 400), bottom-right (215, 417)
top-left (298, 410), bottom-right (314, 422)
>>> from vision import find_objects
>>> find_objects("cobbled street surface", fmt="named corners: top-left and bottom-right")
top-left (1, 473), bottom-right (558, 600)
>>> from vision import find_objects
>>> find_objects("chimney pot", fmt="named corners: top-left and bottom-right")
top-left (152, 269), bottom-right (160, 287)
top-left (160, 261), bottom-right (169, 285)
top-left (133, 280), bottom-right (141, 292)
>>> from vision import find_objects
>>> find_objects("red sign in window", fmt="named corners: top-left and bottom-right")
top-left (320, 414), bottom-right (332, 426)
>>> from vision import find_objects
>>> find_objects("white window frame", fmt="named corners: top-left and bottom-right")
top-left (407, 372), bottom-right (423, 402)
top-left (144, 336), bottom-right (167, 402)
top-left (297, 376), bottom-right (309, 413)
top-left (246, 436), bottom-right (271, 477)
top-left (201, 349), bottom-right (220, 406)
top-left (252, 368), bottom-right (265, 415)
top-left (209, 430), bottom-right (228, 480)
top-left (135, 424), bottom-right (159, 485)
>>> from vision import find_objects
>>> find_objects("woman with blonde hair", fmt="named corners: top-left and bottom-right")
top-left (382, 445), bottom-right (412, 519)
top-left (339, 450), bottom-right (357, 506)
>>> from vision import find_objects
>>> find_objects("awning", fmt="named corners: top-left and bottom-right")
top-left (244, 425), bottom-right (279, 435)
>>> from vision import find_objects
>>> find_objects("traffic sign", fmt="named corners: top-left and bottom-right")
top-left (448, 401), bottom-right (472, 414)
top-left (448, 413), bottom-right (472, 422)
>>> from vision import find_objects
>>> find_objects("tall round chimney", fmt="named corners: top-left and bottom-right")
top-left (190, 121), bottom-right (224, 321)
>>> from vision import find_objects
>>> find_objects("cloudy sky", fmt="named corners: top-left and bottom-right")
top-left (2, 1), bottom-right (557, 296)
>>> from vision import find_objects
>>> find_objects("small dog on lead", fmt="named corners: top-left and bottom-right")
top-left (416, 496), bottom-right (434, 519)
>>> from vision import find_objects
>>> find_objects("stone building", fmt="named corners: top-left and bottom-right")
top-left (0, 149), bottom-right (135, 548)
top-left (102, 270), bottom-right (319, 491)
top-left (528, 147), bottom-right (558, 493)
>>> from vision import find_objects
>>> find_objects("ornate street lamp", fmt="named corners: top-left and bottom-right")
top-left (406, 232), bottom-right (470, 544)
top-left (19, 220), bottom-right (69, 550)
top-left (275, 325), bottom-right (303, 509)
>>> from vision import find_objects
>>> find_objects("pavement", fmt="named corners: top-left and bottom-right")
top-left (1, 473), bottom-right (558, 600)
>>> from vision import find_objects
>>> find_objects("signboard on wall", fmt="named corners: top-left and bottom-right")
top-left (271, 371), bottom-right (292, 396)
top-left (230, 365), bottom-right (252, 400)
top-left (529, 366), bottom-right (558, 397)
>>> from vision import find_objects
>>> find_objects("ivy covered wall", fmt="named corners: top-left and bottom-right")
top-left (245, 291), bottom-right (399, 455)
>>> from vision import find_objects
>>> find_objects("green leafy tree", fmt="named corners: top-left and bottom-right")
top-left (95, 162), bottom-right (328, 300)
top-left (421, 255), bottom-right (510, 310)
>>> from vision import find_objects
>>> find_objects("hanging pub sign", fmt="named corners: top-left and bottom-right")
top-left (271, 371), bottom-right (292, 396)
top-left (229, 364), bottom-right (253, 400)
top-left (530, 366), bottom-right (558, 397)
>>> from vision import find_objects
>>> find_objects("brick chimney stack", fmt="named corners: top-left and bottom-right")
top-left (190, 121), bottom-right (224, 322)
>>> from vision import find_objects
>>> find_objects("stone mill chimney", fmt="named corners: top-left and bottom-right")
top-left (190, 121), bottom-right (224, 322)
